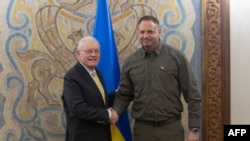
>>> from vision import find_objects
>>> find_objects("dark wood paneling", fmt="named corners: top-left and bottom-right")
top-left (202, 0), bottom-right (230, 140)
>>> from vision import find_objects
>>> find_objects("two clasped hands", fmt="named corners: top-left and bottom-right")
top-left (108, 107), bottom-right (119, 124)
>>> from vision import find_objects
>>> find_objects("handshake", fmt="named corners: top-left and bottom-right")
top-left (108, 107), bottom-right (119, 124)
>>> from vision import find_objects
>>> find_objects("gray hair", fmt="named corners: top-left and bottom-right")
top-left (77, 36), bottom-right (100, 50)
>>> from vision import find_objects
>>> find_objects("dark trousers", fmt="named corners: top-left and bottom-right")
top-left (133, 120), bottom-right (184, 141)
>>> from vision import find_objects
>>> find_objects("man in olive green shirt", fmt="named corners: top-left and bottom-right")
top-left (110, 15), bottom-right (201, 141)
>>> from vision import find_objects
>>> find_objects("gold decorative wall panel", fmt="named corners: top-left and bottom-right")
top-left (202, 0), bottom-right (230, 141)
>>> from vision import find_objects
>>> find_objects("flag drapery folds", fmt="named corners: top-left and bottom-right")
top-left (93, 0), bottom-right (133, 141)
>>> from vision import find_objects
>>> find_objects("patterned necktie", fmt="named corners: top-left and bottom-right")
top-left (92, 72), bottom-right (106, 103)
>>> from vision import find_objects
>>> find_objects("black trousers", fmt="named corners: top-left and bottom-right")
top-left (133, 120), bottom-right (184, 141)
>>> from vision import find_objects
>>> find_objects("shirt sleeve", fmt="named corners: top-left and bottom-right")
top-left (178, 52), bottom-right (201, 128)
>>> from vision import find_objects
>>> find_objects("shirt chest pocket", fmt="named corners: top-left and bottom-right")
top-left (153, 65), bottom-right (178, 79)
top-left (129, 68), bottom-right (145, 85)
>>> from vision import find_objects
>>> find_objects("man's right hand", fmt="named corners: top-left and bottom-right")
top-left (109, 107), bottom-right (119, 124)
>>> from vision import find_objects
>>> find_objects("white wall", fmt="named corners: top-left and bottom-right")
top-left (230, 0), bottom-right (250, 124)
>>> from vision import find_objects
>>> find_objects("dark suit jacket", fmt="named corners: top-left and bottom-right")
top-left (62, 62), bottom-right (114, 141)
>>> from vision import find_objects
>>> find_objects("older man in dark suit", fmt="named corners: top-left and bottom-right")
top-left (62, 36), bottom-right (114, 141)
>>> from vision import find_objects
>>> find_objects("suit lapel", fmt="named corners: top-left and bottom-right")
top-left (75, 62), bottom-right (107, 106)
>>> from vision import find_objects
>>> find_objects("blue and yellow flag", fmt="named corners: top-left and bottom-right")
top-left (93, 0), bottom-right (132, 141)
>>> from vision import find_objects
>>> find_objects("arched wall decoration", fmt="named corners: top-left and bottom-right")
top-left (202, 0), bottom-right (230, 141)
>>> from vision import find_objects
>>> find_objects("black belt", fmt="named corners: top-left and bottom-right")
top-left (136, 115), bottom-right (181, 127)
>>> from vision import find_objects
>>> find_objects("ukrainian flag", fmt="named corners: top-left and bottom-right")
top-left (93, 0), bottom-right (133, 141)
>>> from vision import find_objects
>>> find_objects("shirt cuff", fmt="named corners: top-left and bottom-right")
top-left (107, 109), bottom-right (112, 118)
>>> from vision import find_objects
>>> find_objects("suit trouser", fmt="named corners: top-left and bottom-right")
top-left (133, 119), bottom-right (184, 141)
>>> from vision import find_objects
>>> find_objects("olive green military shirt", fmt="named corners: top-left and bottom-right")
top-left (113, 42), bottom-right (201, 128)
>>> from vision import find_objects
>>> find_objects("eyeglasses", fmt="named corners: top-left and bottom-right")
top-left (79, 49), bottom-right (100, 54)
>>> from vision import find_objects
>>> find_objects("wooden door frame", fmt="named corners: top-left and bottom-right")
top-left (202, 0), bottom-right (230, 140)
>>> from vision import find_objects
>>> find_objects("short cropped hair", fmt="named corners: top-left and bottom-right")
top-left (138, 15), bottom-right (160, 26)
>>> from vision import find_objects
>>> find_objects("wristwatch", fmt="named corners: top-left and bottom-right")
top-left (190, 128), bottom-right (199, 133)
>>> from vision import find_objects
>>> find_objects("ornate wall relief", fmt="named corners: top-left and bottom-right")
top-left (202, 0), bottom-right (230, 140)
